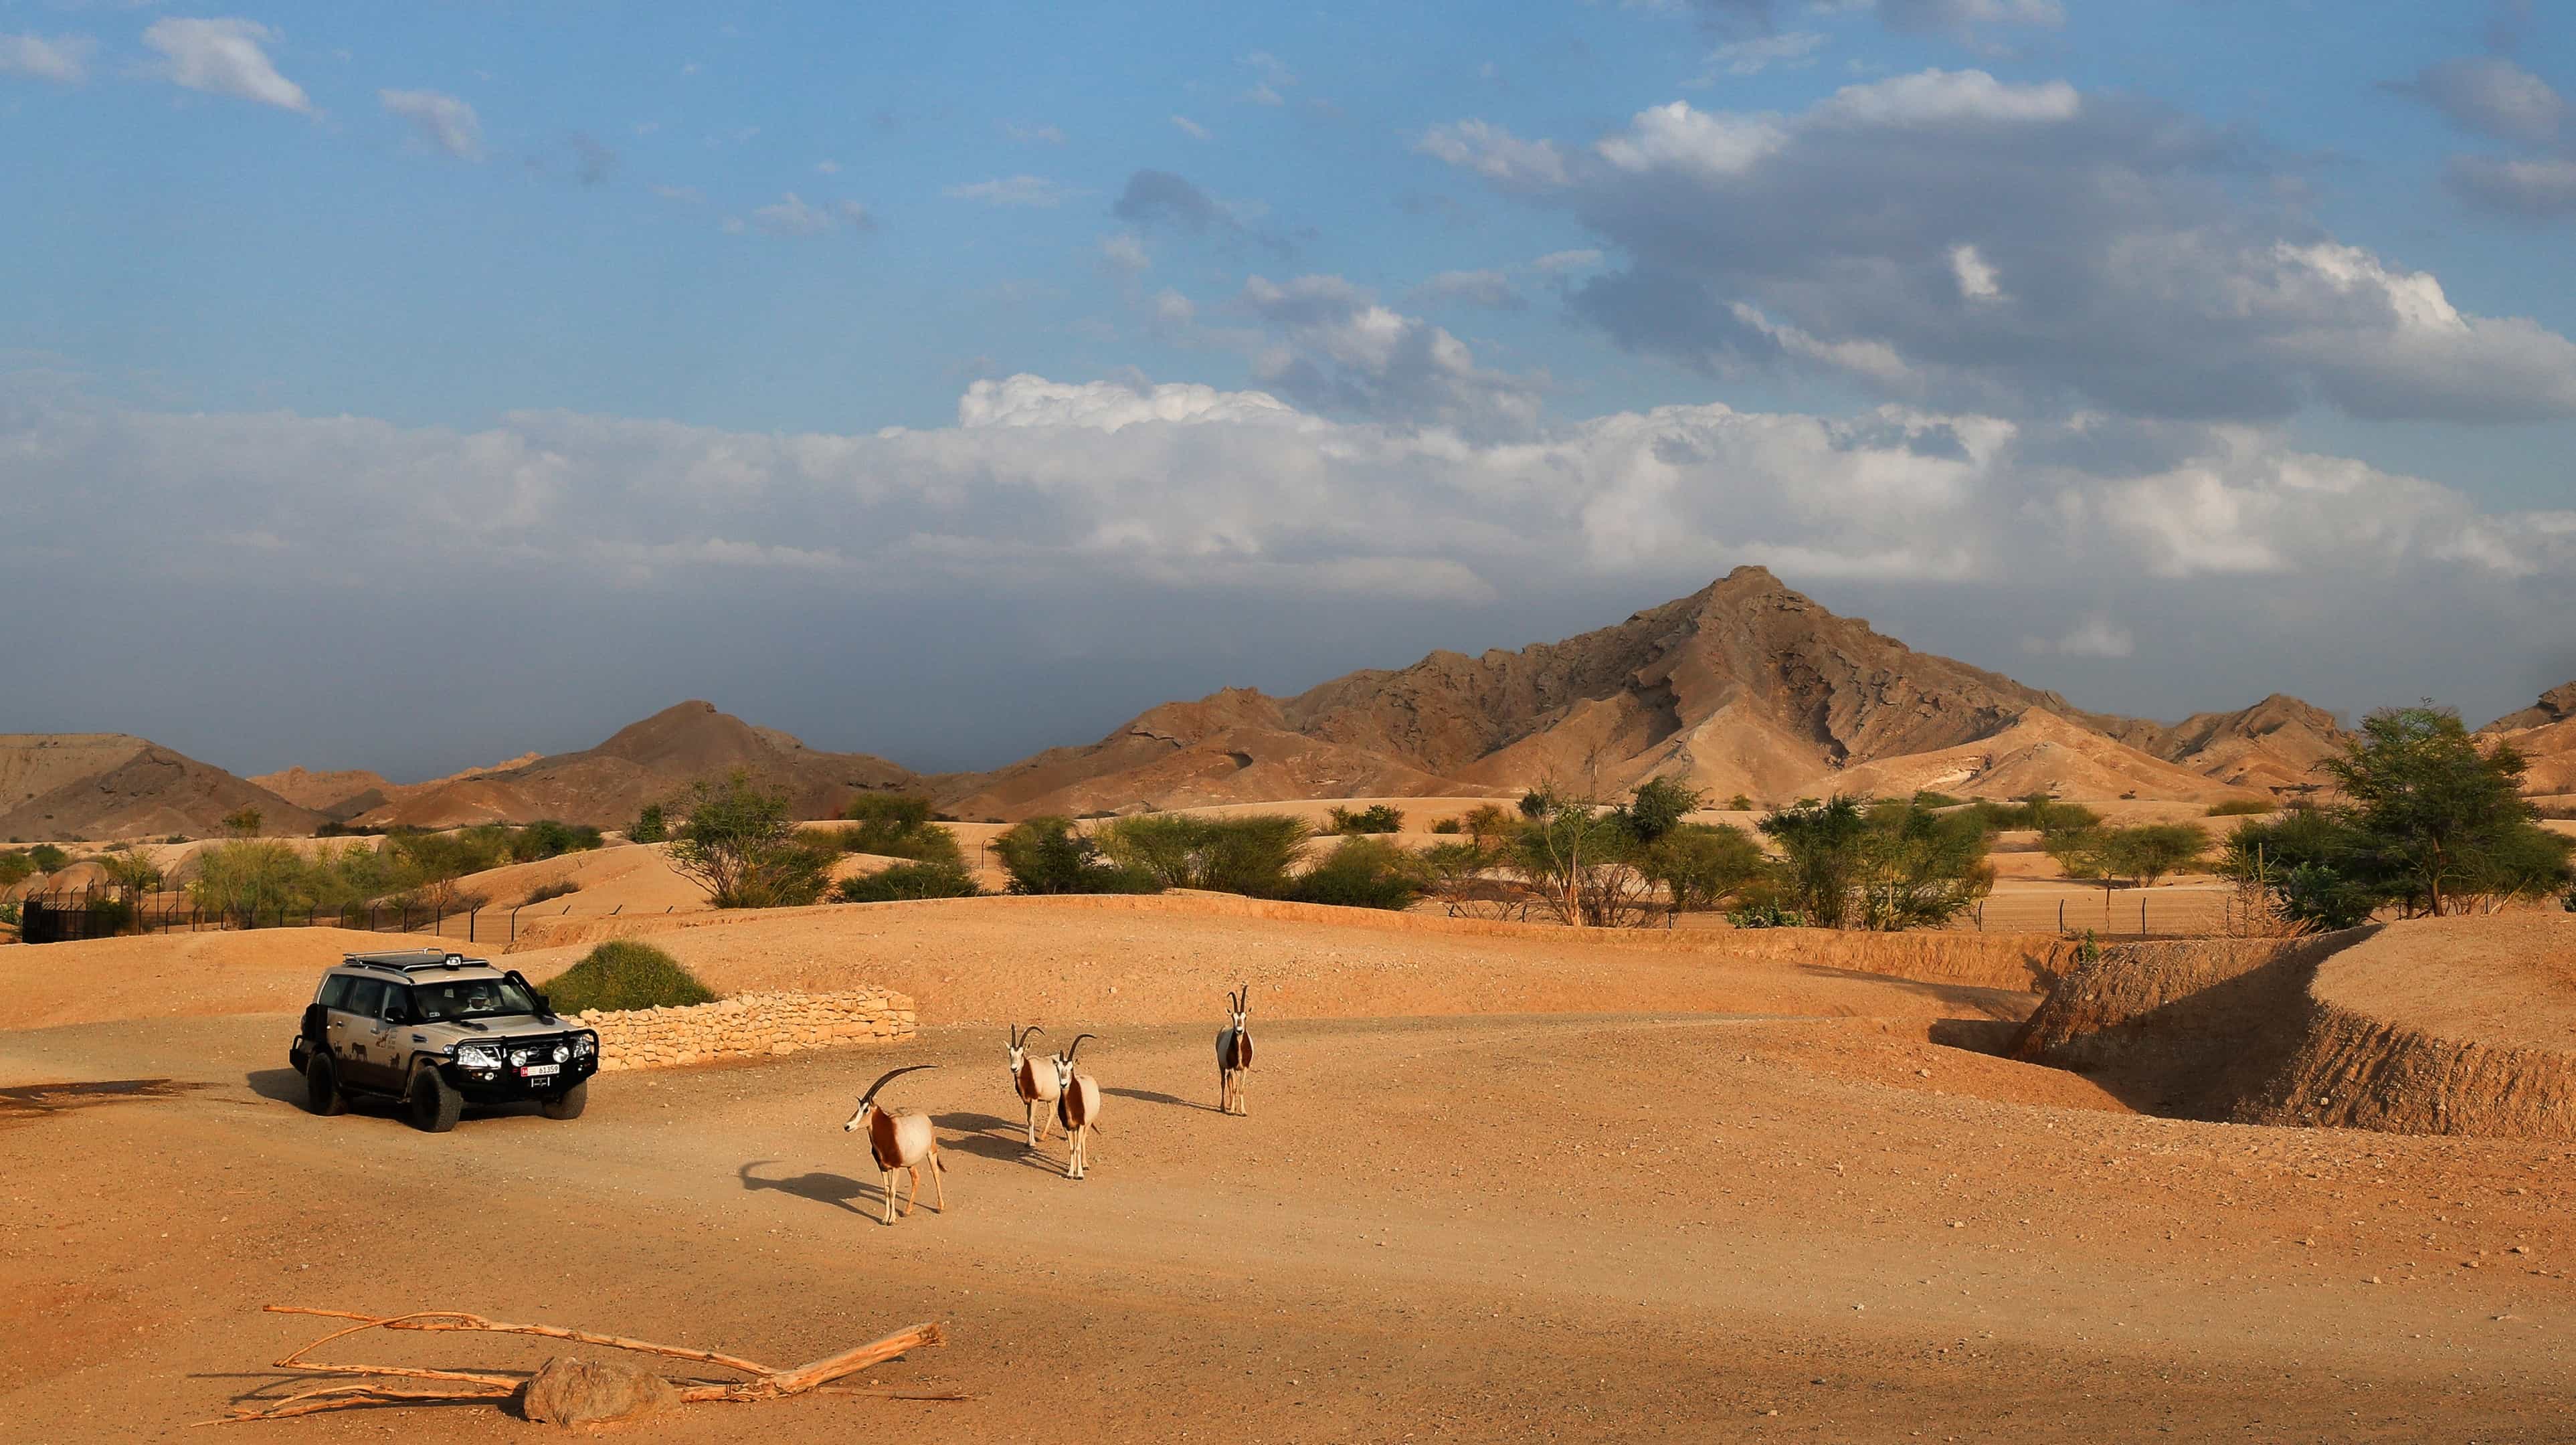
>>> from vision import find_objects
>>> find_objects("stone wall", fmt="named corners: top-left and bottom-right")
top-left (574, 988), bottom-right (915, 1072)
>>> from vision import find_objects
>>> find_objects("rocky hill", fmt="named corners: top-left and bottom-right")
top-left (0, 734), bottom-right (325, 841)
top-left (349, 701), bottom-right (919, 829)
top-left (938, 567), bottom-right (2287, 818)
top-left (2486, 682), bottom-right (2576, 796)
top-left (2140, 695), bottom-right (2351, 793)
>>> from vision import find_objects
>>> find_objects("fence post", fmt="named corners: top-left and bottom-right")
top-left (2058, 898), bottom-right (2065, 933)
top-left (468, 907), bottom-right (477, 944)
top-left (2141, 895), bottom-right (2148, 937)
top-left (511, 903), bottom-right (523, 945)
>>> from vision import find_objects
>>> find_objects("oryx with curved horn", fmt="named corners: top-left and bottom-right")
top-left (1051, 1034), bottom-right (1103, 1180)
top-left (1007, 1023), bottom-right (1061, 1148)
top-left (1216, 984), bottom-right (1254, 1116)
top-left (842, 1064), bottom-right (945, 1226)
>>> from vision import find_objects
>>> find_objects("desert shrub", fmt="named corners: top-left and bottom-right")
top-left (84, 896), bottom-right (136, 933)
top-left (315, 821), bottom-right (385, 838)
top-left (630, 803), bottom-right (669, 844)
top-left (523, 880), bottom-right (581, 906)
top-left (542, 941), bottom-right (716, 1014)
top-left (221, 807), bottom-right (263, 838)
top-left (509, 820), bottom-right (605, 862)
top-left (1728, 794), bottom-right (1756, 813)
top-left (1325, 804), bottom-right (1406, 835)
top-left (666, 770), bottom-right (833, 908)
top-left (993, 817), bottom-right (1163, 896)
top-left (1645, 823), bottom-right (1767, 913)
top-left (1726, 902), bottom-right (1806, 929)
top-left (0, 851), bottom-right (33, 887)
top-left (1101, 813), bottom-right (1309, 894)
top-left (1284, 836), bottom-right (1423, 910)
top-left (2207, 798), bottom-right (2276, 817)
top-left (1429, 817), bottom-right (1463, 835)
top-left (1461, 804), bottom-right (1517, 849)
top-left (1618, 777), bottom-right (1705, 844)
top-left (0, 900), bottom-right (17, 928)
top-left (27, 843), bottom-right (68, 873)
top-left (1912, 791), bottom-right (1965, 810)
top-left (836, 795), bottom-right (965, 867)
top-left (835, 862), bottom-right (982, 902)
top-left (1759, 795), bottom-right (1993, 931)
top-left (163, 834), bottom-right (189, 844)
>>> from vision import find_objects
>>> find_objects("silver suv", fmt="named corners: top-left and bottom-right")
top-left (288, 949), bottom-right (600, 1132)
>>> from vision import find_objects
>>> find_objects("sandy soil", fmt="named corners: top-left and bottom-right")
top-left (2317, 914), bottom-right (2576, 1056)
top-left (8, 991), bottom-right (2576, 1441)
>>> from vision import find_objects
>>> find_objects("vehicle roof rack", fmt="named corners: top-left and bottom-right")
top-left (340, 948), bottom-right (495, 975)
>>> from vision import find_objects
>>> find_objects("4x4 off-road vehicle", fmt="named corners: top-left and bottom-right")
top-left (288, 949), bottom-right (600, 1132)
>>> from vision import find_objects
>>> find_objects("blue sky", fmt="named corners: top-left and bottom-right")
top-left (3, 1), bottom-right (2572, 777)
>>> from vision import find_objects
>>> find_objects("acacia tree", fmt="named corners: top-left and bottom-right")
top-left (2325, 704), bottom-right (2570, 917)
top-left (666, 770), bottom-right (829, 908)
top-left (1762, 795), bottom-right (1992, 931)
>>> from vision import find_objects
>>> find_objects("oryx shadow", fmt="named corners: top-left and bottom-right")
top-left (737, 1159), bottom-right (870, 1215)
top-left (1106, 1086), bottom-right (1216, 1113)
top-left (933, 1111), bottom-right (1075, 1172)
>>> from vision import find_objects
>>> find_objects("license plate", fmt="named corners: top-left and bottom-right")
top-left (522, 1064), bottom-right (559, 1076)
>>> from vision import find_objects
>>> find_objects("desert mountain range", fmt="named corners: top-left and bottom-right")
top-left (8, 567), bottom-right (2570, 840)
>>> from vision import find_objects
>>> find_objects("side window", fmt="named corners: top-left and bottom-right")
top-left (316, 975), bottom-right (354, 1010)
top-left (342, 978), bottom-right (386, 1020)
top-left (380, 987), bottom-right (413, 1026)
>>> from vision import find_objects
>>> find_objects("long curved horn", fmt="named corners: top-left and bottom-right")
top-left (1008, 1024), bottom-right (1022, 1049)
top-left (1064, 1033), bottom-right (1095, 1062)
top-left (1021, 1025), bottom-right (1045, 1046)
top-left (858, 1064), bottom-right (937, 1106)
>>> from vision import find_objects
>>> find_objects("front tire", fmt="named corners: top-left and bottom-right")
top-left (539, 1080), bottom-right (587, 1121)
top-left (406, 1066), bottom-right (463, 1133)
top-left (304, 1057), bottom-right (347, 1117)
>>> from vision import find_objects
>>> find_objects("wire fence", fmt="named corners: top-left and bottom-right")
top-left (11, 885), bottom-right (684, 947)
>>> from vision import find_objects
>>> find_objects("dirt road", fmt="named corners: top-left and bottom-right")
top-left (7, 998), bottom-right (2574, 1440)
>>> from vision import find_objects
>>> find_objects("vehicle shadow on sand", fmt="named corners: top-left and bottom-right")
top-left (244, 1067), bottom-right (307, 1106)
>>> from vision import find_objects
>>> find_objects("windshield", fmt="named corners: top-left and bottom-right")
top-left (406, 977), bottom-right (543, 1022)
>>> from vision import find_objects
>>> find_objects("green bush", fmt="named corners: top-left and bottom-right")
top-left (2206, 798), bottom-right (2277, 817)
top-left (993, 817), bottom-right (1163, 895)
top-left (1284, 837), bottom-right (1422, 910)
top-left (27, 843), bottom-right (68, 872)
top-left (1726, 902), bottom-right (1806, 929)
top-left (522, 880), bottom-right (581, 906)
top-left (509, 820), bottom-right (606, 862)
top-left (630, 803), bottom-right (669, 844)
top-left (1325, 804), bottom-right (1406, 835)
top-left (1644, 823), bottom-right (1767, 912)
top-left (835, 862), bottom-right (982, 902)
top-left (1728, 795), bottom-right (1756, 813)
top-left (542, 941), bottom-right (717, 1014)
top-left (1912, 790), bottom-right (1965, 810)
top-left (1429, 817), bottom-right (1463, 835)
top-left (836, 794), bottom-right (965, 867)
top-left (1100, 813), bottom-right (1309, 894)
top-left (0, 851), bottom-right (33, 887)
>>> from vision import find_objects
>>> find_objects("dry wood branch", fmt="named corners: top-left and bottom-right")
top-left (212, 1307), bottom-right (949, 1426)
top-left (265, 1305), bottom-right (776, 1376)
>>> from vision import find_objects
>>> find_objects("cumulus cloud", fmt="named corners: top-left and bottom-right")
top-left (1408, 269), bottom-right (1526, 310)
top-left (2447, 155), bottom-right (2576, 219)
top-left (2396, 56), bottom-right (2564, 144)
top-left (2023, 616), bottom-right (2134, 659)
top-left (143, 17), bottom-right (310, 114)
top-left (1631, 0), bottom-right (2060, 44)
top-left (0, 32), bottom-right (94, 85)
top-left (1704, 31), bottom-right (1825, 78)
top-left (1236, 274), bottom-right (1543, 435)
top-left (1424, 70), bottom-right (2576, 423)
top-left (944, 174), bottom-right (1080, 207)
top-left (743, 193), bottom-right (874, 237)
top-left (379, 88), bottom-right (482, 160)
top-left (1170, 114), bottom-right (1212, 141)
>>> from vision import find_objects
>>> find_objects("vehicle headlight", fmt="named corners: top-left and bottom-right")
top-left (454, 1044), bottom-right (500, 1070)
top-left (573, 1033), bottom-right (597, 1057)
top-left (509, 1048), bottom-right (534, 1067)
top-left (551, 1044), bottom-right (569, 1063)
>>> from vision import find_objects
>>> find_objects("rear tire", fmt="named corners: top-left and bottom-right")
top-left (406, 1066), bottom-right (463, 1133)
top-left (539, 1080), bottom-right (587, 1121)
top-left (304, 1057), bottom-right (347, 1117)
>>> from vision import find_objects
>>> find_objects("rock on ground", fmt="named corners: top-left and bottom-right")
top-left (517, 1354), bottom-right (680, 1428)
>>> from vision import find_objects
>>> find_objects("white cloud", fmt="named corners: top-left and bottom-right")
top-left (1427, 70), bottom-right (2576, 425)
top-left (1707, 31), bottom-right (1826, 78)
top-left (943, 175), bottom-right (1080, 207)
top-left (1239, 50), bottom-right (1295, 105)
top-left (2023, 616), bottom-right (2133, 658)
top-left (1949, 242), bottom-right (2002, 301)
top-left (1099, 232), bottom-right (1151, 275)
top-left (2447, 155), bottom-right (2576, 219)
top-left (1409, 269), bottom-right (1524, 310)
top-left (744, 193), bottom-right (874, 237)
top-left (1532, 248), bottom-right (1605, 274)
top-left (2402, 56), bottom-right (2564, 144)
top-left (143, 17), bottom-right (310, 114)
top-left (0, 32), bottom-right (94, 85)
top-left (1002, 121), bottom-right (1067, 144)
top-left (379, 88), bottom-right (482, 161)
top-left (10, 377), bottom-right (2561, 619)
top-left (1170, 113), bottom-right (1212, 141)
top-left (814, 159), bottom-right (841, 175)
